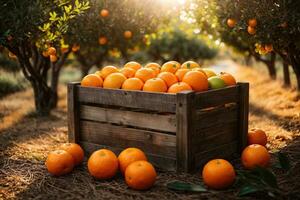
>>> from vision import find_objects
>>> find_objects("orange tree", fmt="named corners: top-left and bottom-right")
top-left (0, 0), bottom-right (89, 115)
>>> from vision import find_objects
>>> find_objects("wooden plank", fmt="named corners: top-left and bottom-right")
top-left (68, 82), bottom-right (80, 143)
top-left (238, 82), bottom-right (249, 152)
top-left (77, 85), bottom-right (177, 113)
top-left (80, 105), bottom-right (176, 133)
top-left (194, 141), bottom-right (238, 170)
top-left (194, 86), bottom-right (239, 109)
top-left (194, 104), bottom-right (238, 130)
top-left (80, 120), bottom-right (176, 158)
top-left (80, 141), bottom-right (176, 171)
top-left (176, 91), bottom-right (195, 172)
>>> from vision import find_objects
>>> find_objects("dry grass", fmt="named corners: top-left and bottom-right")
top-left (0, 62), bottom-right (300, 199)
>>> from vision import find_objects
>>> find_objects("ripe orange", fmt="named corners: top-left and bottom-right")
top-left (248, 18), bottom-right (257, 27)
top-left (241, 144), bottom-right (270, 169)
top-left (125, 160), bottom-right (157, 190)
top-left (100, 9), bottom-right (109, 17)
top-left (45, 150), bottom-right (74, 176)
top-left (103, 73), bottom-right (127, 89)
top-left (168, 82), bottom-right (192, 94)
top-left (181, 61), bottom-right (200, 69)
top-left (99, 37), bottom-right (108, 45)
top-left (175, 68), bottom-right (190, 81)
top-left (247, 26), bottom-right (256, 35)
top-left (202, 159), bottom-right (236, 190)
top-left (101, 66), bottom-right (119, 79)
top-left (201, 68), bottom-right (216, 78)
top-left (120, 67), bottom-right (136, 78)
top-left (227, 18), bottom-right (236, 28)
top-left (143, 78), bottom-right (168, 93)
top-left (60, 143), bottom-right (84, 166)
top-left (61, 47), bottom-right (69, 54)
top-left (135, 68), bottom-right (156, 82)
top-left (47, 47), bottom-right (56, 55)
top-left (219, 72), bottom-right (236, 86)
top-left (247, 129), bottom-right (268, 146)
top-left (94, 71), bottom-right (104, 79)
top-left (265, 44), bottom-right (273, 52)
top-left (124, 30), bottom-right (133, 39)
top-left (161, 61), bottom-right (181, 74)
top-left (122, 78), bottom-right (144, 91)
top-left (157, 72), bottom-right (178, 88)
top-left (42, 51), bottom-right (49, 57)
top-left (118, 148), bottom-right (147, 174)
top-left (124, 61), bottom-right (142, 71)
top-left (182, 71), bottom-right (209, 92)
top-left (145, 63), bottom-right (161, 76)
top-left (88, 149), bottom-right (119, 180)
top-left (72, 44), bottom-right (80, 52)
top-left (81, 74), bottom-right (103, 87)
top-left (50, 55), bottom-right (58, 63)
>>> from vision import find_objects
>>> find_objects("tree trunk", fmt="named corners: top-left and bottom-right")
top-left (250, 51), bottom-right (277, 79)
top-left (282, 61), bottom-right (291, 87)
top-left (32, 80), bottom-right (53, 116)
top-left (289, 54), bottom-right (300, 90)
top-left (244, 54), bottom-right (252, 66)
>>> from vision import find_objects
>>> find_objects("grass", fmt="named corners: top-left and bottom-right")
top-left (0, 72), bottom-right (28, 98)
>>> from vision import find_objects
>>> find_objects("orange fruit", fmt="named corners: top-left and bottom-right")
top-left (120, 67), bottom-right (136, 78)
top-left (81, 74), bottom-right (103, 87)
top-left (61, 47), bottom-right (69, 54)
top-left (248, 18), bottom-right (257, 27)
top-left (50, 55), bottom-right (58, 63)
top-left (88, 149), bottom-right (119, 180)
top-left (168, 82), bottom-right (192, 94)
top-left (265, 44), bottom-right (273, 52)
top-left (47, 47), bottom-right (56, 55)
top-left (72, 44), bottom-right (80, 52)
top-left (247, 26), bottom-right (256, 35)
top-left (202, 159), bottom-right (236, 190)
top-left (241, 144), bottom-right (270, 169)
top-left (161, 61), bottom-right (181, 74)
top-left (60, 143), bottom-right (84, 166)
top-left (175, 68), bottom-right (190, 81)
top-left (135, 68), bottom-right (156, 83)
top-left (182, 71), bottom-right (209, 92)
top-left (101, 66), bottom-right (119, 79)
top-left (45, 150), bottom-right (74, 176)
top-left (99, 37), bottom-right (108, 45)
top-left (42, 51), bottom-right (49, 57)
top-left (227, 18), bottom-right (236, 28)
top-left (122, 78), bottom-right (144, 91)
top-left (201, 68), bottom-right (216, 78)
top-left (157, 72), bottom-right (178, 88)
top-left (124, 61), bottom-right (142, 71)
top-left (125, 160), bottom-right (157, 190)
top-left (118, 148), bottom-right (147, 174)
top-left (247, 129), bottom-right (268, 146)
top-left (192, 68), bottom-right (208, 78)
top-left (103, 73), bottom-right (127, 89)
top-left (145, 63), bottom-right (161, 76)
top-left (100, 9), bottom-right (109, 17)
top-left (181, 61), bottom-right (200, 69)
top-left (219, 72), bottom-right (236, 86)
top-left (94, 71), bottom-right (104, 79)
top-left (143, 78), bottom-right (168, 93)
top-left (124, 31), bottom-right (133, 39)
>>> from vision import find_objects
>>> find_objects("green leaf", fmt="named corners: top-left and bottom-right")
top-left (167, 181), bottom-right (207, 192)
top-left (252, 167), bottom-right (278, 189)
top-left (238, 185), bottom-right (261, 197)
top-left (277, 152), bottom-right (291, 171)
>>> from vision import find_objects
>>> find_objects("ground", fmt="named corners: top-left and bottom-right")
top-left (0, 61), bottom-right (300, 199)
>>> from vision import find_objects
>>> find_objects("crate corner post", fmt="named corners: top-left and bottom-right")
top-left (238, 82), bottom-right (249, 152)
top-left (67, 82), bottom-right (80, 143)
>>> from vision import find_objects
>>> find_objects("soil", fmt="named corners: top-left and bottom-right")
top-left (1, 61), bottom-right (300, 199)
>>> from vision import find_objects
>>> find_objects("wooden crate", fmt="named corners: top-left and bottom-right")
top-left (68, 82), bottom-right (249, 173)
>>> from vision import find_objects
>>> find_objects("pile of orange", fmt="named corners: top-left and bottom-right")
top-left (81, 61), bottom-right (237, 94)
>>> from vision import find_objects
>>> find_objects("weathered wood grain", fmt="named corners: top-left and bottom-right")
top-left (68, 82), bottom-right (80, 142)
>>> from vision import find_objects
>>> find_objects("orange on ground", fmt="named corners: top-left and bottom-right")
top-left (241, 144), bottom-right (270, 169)
top-left (157, 72), bottom-right (178, 88)
top-left (118, 148), bottom-right (147, 174)
top-left (101, 66), bottom-right (119, 79)
top-left (145, 63), bottom-right (161, 76)
top-left (60, 143), bottom-right (84, 166)
top-left (125, 160), bottom-right (157, 190)
top-left (124, 30), bottom-right (133, 39)
top-left (100, 9), bottom-right (109, 17)
top-left (248, 18), bottom-right (257, 27)
top-left (81, 74), bottom-right (103, 87)
top-left (143, 78), bottom-right (168, 93)
top-left (247, 26), bottom-right (256, 35)
top-left (88, 149), bottom-right (119, 180)
top-left (45, 150), bottom-right (74, 176)
top-left (99, 37), bottom-right (108, 45)
top-left (50, 55), bottom-right (58, 63)
top-left (181, 61), bottom-right (200, 69)
top-left (202, 159), bottom-right (236, 189)
top-left (103, 73), bottom-right (127, 89)
top-left (120, 67), bottom-right (136, 78)
top-left (247, 129), bottom-right (268, 146)
top-left (124, 61), bottom-right (142, 71)
top-left (135, 68), bottom-right (156, 83)
top-left (122, 78), bottom-right (144, 91)
top-left (227, 18), bottom-right (236, 28)
top-left (220, 72), bottom-right (237, 86)
top-left (161, 61), bottom-right (181, 74)
top-left (175, 68), bottom-right (190, 81)
top-left (168, 82), bottom-right (192, 94)
top-left (182, 71), bottom-right (208, 92)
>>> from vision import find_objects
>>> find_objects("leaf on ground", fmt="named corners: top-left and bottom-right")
top-left (167, 181), bottom-right (207, 192)
top-left (238, 185), bottom-right (261, 197)
top-left (252, 167), bottom-right (278, 189)
top-left (277, 152), bottom-right (291, 171)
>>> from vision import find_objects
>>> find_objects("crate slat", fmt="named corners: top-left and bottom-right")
top-left (80, 141), bottom-right (177, 171)
top-left (77, 86), bottom-right (177, 113)
top-left (68, 83), bottom-right (80, 142)
top-left (80, 120), bottom-right (177, 158)
top-left (80, 105), bottom-right (176, 133)
top-left (238, 83), bottom-right (249, 151)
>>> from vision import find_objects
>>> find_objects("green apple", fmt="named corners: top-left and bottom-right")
top-left (202, 68), bottom-right (217, 78)
top-left (208, 76), bottom-right (226, 89)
